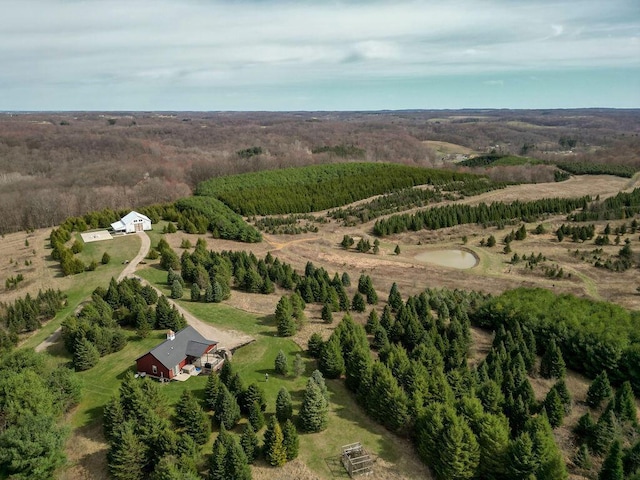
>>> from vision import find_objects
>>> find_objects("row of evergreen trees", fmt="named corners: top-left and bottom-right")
top-left (373, 196), bottom-right (591, 236)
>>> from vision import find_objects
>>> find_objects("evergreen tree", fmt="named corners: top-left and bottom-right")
top-left (341, 272), bottom-right (351, 287)
top-left (215, 384), bottom-right (241, 430)
top-left (219, 360), bottom-right (233, 387)
top-left (590, 407), bottom-right (619, 455)
top-left (321, 303), bottom-right (334, 324)
top-left (248, 401), bottom-right (265, 432)
top-left (599, 440), bottom-right (624, 480)
top-left (319, 334), bottom-right (345, 379)
top-left (73, 336), bottom-right (100, 371)
top-left (372, 326), bottom-right (390, 351)
top-left (282, 419), bottom-right (299, 461)
top-left (540, 340), bottom-right (565, 379)
top-left (190, 283), bottom-right (200, 302)
top-left (623, 439), bottom-right (640, 477)
top-left (170, 279), bottom-right (183, 299)
top-left (475, 413), bottom-right (509, 478)
top-left (274, 350), bottom-right (289, 376)
top-left (507, 432), bottom-right (537, 479)
top-left (240, 423), bottom-right (259, 464)
top-left (208, 426), bottom-right (228, 480)
top-left (434, 413), bottom-right (479, 480)
top-left (275, 296), bottom-right (297, 336)
top-left (528, 413), bottom-right (568, 480)
top-left (587, 371), bottom-right (613, 409)
top-left (574, 412), bottom-right (596, 444)
top-left (175, 390), bottom-right (211, 444)
top-left (224, 434), bottom-right (251, 480)
top-left (293, 354), bottom-right (305, 378)
top-left (394, 244), bottom-right (401, 255)
top-left (311, 369), bottom-right (329, 400)
top-left (276, 387), bottom-right (293, 423)
top-left (613, 381), bottom-right (637, 425)
top-left (543, 388), bottom-right (565, 428)
top-left (263, 417), bottom-right (287, 467)
top-left (240, 383), bottom-right (267, 414)
top-left (388, 282), bottom-right (403, 311)
top-left (351, 292), bottom-right (366, 312)
top-left (299, 378), bottom-right (329, 433)
top-left (0, 413), bottom-right (67, 480)
top-left (103, 396), bottom-right (125, 441)
top-left (574, 443), bottom-right (592, 470)
top-left (551, 378), bottom-right (572, 414)
top-left (211, 280), bottom-right (224, 303)
top-left (307, 333), bottom-right (323, 358)
top-left (365, 309), bottom-right (380, 334)
top-left (205, 373), bottom-right (222, 411)
top-left (107, 421), bottom-right (147, 480)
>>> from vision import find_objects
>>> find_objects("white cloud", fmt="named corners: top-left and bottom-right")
top-left (0, 0), bottom-right (638, 108)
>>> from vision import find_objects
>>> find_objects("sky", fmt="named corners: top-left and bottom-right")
top-left (0, 0), bottom-right (639, 111)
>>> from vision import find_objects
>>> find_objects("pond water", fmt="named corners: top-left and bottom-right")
top-left (414, 249), bottom-right (478, 269)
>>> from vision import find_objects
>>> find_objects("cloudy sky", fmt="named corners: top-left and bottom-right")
top-left (1, 0), bottom-right (639, 111)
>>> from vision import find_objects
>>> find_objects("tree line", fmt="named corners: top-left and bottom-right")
top-left (569, 187), bottom-right (640, 221)
top-left (373, 196), bottom-right (590, 236)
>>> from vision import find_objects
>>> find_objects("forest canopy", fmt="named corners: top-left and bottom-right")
top-left (195, 163), bottom-right (485, 216)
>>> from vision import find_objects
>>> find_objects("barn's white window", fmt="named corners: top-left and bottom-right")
top-left (152, 365), bottom-right (157, 374)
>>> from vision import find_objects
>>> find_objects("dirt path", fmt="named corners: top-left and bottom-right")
top-left (117, 232), bottom-right (150, 281)
top-left (263, 234), bottom-right (316, 251)
top-left (133, 276), bottom-right (253, 351)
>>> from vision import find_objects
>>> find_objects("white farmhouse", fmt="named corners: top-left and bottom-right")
top-left (110, 211), bottom-right (152, 234)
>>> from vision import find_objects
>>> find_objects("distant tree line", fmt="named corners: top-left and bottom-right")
top-left (569, 188), bottom-right (640, 222)
top-left (373, 196), bottom-right (590, 236)
top-left (555, 161), bottom-right (636, 178)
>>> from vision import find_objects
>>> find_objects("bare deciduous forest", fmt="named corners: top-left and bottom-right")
top-left (1, 109), bottom-right (638, 233)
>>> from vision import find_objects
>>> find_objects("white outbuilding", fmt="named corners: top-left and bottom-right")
top-left (110, 211), bottom-right (152, 234)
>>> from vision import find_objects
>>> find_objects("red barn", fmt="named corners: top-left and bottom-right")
top-left (136, 326), bottom-right (218, 380)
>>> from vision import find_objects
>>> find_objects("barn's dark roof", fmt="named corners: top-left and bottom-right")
top-left (137, 326), bottom-right (217, 370)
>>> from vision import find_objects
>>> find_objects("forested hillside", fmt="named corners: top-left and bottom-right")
top-left (1, 109), bottom-right (637, 233)
top-left (195, 163), bottom-right (481, 215)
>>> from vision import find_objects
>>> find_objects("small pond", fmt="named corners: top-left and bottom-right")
top-left (414, 249), bottom-right (478, 269)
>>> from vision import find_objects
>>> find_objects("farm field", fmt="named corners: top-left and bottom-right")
top-left (2, 161), bottom-right (640, 479)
